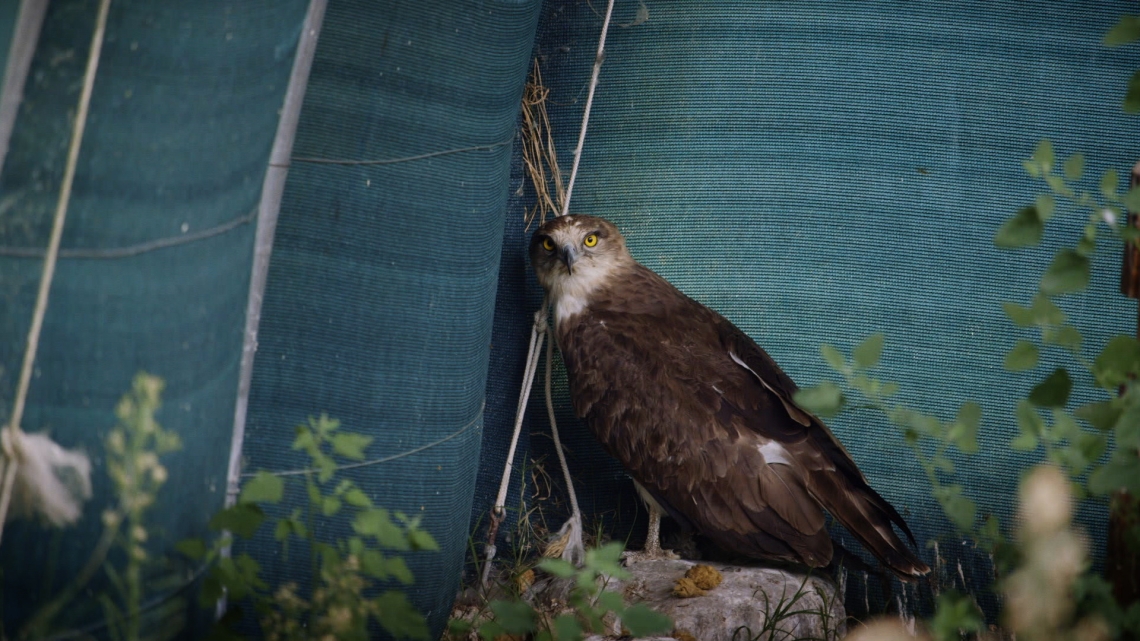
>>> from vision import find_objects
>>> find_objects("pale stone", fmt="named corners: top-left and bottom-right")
top-left (586, 559), bottom-right (845, 641)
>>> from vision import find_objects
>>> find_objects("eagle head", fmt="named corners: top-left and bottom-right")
top-left (530, 215), bottom-right (634, 324)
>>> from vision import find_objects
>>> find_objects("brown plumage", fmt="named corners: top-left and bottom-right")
top-left (530, 214), bottom-right (929, 579)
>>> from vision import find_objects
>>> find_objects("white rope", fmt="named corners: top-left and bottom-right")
top-left (484, 0), bottom-right (614, 580)
top-left (560, 0), bottom-right (616, 217)
top-left (543, 320), bottom-right (584, 565)
top-left (482, 304), bottom-right (548, 587)
top-left (539, 0), bottom-right (615, 565)
top-left (0, 0), bottom-right (111, 543)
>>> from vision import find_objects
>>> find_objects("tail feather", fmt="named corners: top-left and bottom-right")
top-left (812, 472), bottom-right (930, 579)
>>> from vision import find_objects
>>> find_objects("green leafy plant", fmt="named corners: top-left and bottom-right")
top-left (449, 542), bottom-right (671, 641)
top-left (17, 372), bottom-right (184, 641)
top-left (179, 414), bottom-right (439, 641)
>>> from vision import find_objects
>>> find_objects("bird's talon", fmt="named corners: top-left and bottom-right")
top-left (621, 548), bottom-right (679, 566)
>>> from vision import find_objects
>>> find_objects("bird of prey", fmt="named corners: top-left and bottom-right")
top-left (529, 214), bottom-right (930, 579)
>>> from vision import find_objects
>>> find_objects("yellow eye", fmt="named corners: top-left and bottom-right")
top-left (541, 237), bottom-right (555, 251)
top-left (583, 233), bottom-right (598, 247)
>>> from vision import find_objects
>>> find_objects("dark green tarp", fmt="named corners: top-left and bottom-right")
top-left (238, 0), bottom-right (542, 636)
top-left (0, 1), bottom-right (308, 636)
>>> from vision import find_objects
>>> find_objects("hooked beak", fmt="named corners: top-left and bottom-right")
top-left (557, 244), bottom-right (579, 274)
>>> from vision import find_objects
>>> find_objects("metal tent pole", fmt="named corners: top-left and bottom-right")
top-left (0, 0), bottom-right (51, 179)
top-left (224, 0), bottom-right (328, 509)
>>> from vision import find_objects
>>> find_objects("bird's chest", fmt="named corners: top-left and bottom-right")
top-left (557, 316), bottom-right (704, 460)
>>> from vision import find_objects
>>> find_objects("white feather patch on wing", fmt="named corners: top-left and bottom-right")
top-left (729, 350), bottom-right (812, 427)
top-left (757, 440), bottom-right (793, 467)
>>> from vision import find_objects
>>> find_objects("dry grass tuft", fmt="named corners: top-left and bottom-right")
top-left (520, 60), bottom-right (565, 230)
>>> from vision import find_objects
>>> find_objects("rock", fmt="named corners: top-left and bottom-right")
top-left (589, 559), bottom-right (845, 641)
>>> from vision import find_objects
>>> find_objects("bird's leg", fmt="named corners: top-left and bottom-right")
top-left (643, 502), bottom-right (664, 556)
top-left (622, 486), bottom-right (679, 565)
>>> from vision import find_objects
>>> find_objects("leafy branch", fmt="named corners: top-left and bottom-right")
top-left (449, 542), bottom-right (671, 641)
top-left (179, 414), bottom-right (439, 641)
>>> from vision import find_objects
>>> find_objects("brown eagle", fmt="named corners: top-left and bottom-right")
top-left (530, 214), bottom-right (929, 579)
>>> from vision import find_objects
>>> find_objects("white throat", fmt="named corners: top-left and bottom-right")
top-left (547, 260), bottom-right (616, 328)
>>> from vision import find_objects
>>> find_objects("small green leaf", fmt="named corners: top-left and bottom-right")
top-left (1017, 399), bottom-right (1045, 435)
top-left (489, 600), bottom-right (537, 635)
top-left (880, 381), bottom-right (900, 397)
top-left (930, 592), bottom-right (985, 641)
top-left (175, 538), bottom-right (207, 560)
top-left (1004, 341), bottom-right (1039, 371)
top-left (1124, 186), bottom-right (1140, 213)
top-left (1030, 294), bottom-right (1066, 326)
top-left (343, 487), bottom-right (372, 508)
top-left (1040, 249), bottom-right (1090, 295)
top-left (1046, 174), bottom-right (1074, 197)
top-left (331, 432), bottom-right (373, 460)
top-left (1063, 153), bottom-right (1085, 181)
top-left (597, 590), bottom-right (625, 613)
top-left (947, 402), bottom-right (981, 454)
top-left (321, 496), bottom-right (341, 516)
top-left (820, 344), bottom-right (845, 371)
top-left (316, 455), bottom-right (337, 484)
top-left (586, 542), bottom-right (630, 579)
top-left (1075, 224), bottom-right (1096, 257)
top-left (982, 512), bottom-right (1004, 537)
top-left (1105, 15), bottom-right (1140, 46)
top-left (313, 413), bottom-right (341, 436)
top-left (1089, 454), bottom-right (1140, 494)
top-left (200, 575), bottom-right (225, 607)
top-left (408, 528), bottom-right (439, 551)
top-left (553, 614), bottom-right (583, 641)
top-left (478, 621), bottom-right (506, 641)
top-left (622, 603), bottom-right (674, 637)
top-left (1002, 301), bottom-right (1035, 328)
top-left (1043, 325), bottom-right (1082, 352)
top-left (793, 381), bottom-right (844, 418)
top-left (239, 471), bottom-right (284, 505)
top-left (1102, 168), bottom-right (1120, 199)
top-left (385, 556), bottom-right (415, 584)
top-left (932, 456), bottom-right (955, 473)
top-left (994, 206), bottom-right (1043, 248)
top-left (1051, 409), bottom-right (1079, 441)
top-left (1126, 69), bottom-right (1140, 114)
top-left (376, 590), bottom-right (431, 641)
top-left (1034, 193), bottom-right (1056, 221)
top-left (1075, 400), bottom-right (1123, 431)
top-left (209, 504), bottom-right (265, 539)
top-left (449, 619), bottom-right (474, 635)
top-left (354, 508), bottom-right (410, 550)
top-left (538, 558), bottom-right (577, 578)
top-left (852, 333), bottom-right (885, 370)
top-left (1093, 335), bottom-right (1140, 388)
top-left (1032, 139), bottom-right (1055, 173)
top-left (1011, 433), bottom-right (1039, 451)
top-left (360, 549), bottom-right (388, 579)
top-left (1028, 368), bottom-right (1072, 408)
top-left (292, 426), bottom-right (314, 452)
top-left (934, 485), bottom-right (976, 530)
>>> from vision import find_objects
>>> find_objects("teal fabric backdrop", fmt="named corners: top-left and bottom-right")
top-left (238, 1), bottom-right (542, 637)
top-left (0, 0), bottom-right (308, 636)
top-left (475, 0), bottom-right (1140, 618)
